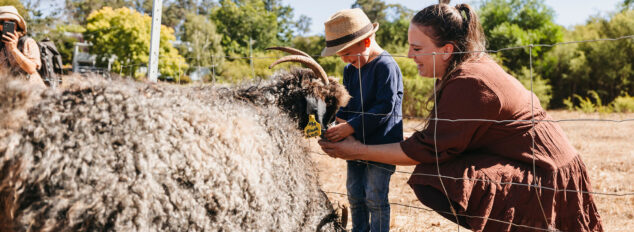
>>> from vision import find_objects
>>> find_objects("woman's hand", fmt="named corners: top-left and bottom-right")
top-left (3, 35), bottom-right (40, 75)
top-left (318, 136), bottom-right (364, 160)
top-left (2, 31), bottom-right (18, 51)
top-left (325, 120), bottom-right (354, 142)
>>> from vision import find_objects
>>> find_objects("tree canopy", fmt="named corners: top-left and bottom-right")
top-left (210, 0), bottom-right (309, 57)
top-left (479, 0), bottom-right (564, 75)
top-left (179, 12), bottom-right (224, 68)
top-left (351, 0), bottom-right (413, 52)
top-left (542, 9), bottom-right (634, 107)
top-left (84, 7), bottom-right (186, 79)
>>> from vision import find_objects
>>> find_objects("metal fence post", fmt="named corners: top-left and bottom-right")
top-left (249, 37), bottom-right (255, 79)
top-left (178, 60), bottom-right (182, 84)
top-left (211, 55), bottom-right (216, 84)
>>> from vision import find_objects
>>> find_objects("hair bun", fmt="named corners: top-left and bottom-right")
top-left (439, 0), bottom-right (451, 4)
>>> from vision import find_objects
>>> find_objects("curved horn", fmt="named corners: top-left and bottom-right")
top-left (266, 47), bottom-right (313, 59)
top-left (269, 55), bottom-right (329, 85)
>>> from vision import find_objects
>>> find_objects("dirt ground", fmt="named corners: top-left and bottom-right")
top-left (308, 110), bottom-right (633, 231)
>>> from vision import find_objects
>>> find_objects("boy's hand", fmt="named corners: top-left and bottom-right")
top-left (325, 121), bottom-right (354, 142)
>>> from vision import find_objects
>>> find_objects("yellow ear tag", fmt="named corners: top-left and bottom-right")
top-left (304, 114), bottom-right (322, 138)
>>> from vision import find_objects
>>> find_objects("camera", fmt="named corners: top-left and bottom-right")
top-left (2, 21), bottom-right (15, 38)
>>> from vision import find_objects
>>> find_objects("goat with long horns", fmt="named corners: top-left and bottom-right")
top-left (233, 46), bottom-right (351, 139)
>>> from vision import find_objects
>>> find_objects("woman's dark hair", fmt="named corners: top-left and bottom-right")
top-left (412, 1), bottom-right (486, 78)
top-left (412, 1), bottom-right (487, 121)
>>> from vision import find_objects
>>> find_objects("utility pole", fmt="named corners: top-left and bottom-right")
top-left (147, 0), bottom-right (163, 82)
top-left (249, 37), bottom-right (255, 79)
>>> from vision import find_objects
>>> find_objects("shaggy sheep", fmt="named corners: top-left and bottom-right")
top-left (0, 47), bottom-right (350, 231)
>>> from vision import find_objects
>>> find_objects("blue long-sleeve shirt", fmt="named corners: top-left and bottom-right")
top-left (336, 51), bottom-right (404, 145)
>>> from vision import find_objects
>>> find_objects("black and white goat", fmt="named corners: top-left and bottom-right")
top-left (0, 47), bottom-right (349, 231)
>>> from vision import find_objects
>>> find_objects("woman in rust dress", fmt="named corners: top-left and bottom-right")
top-left (319, 2), bottom-right (603, 231)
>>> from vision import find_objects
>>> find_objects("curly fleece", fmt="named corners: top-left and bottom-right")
top-left (0, 70), bottom-right (346, 231)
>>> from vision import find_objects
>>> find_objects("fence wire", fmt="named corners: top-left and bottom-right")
top-left (90, 35), bottom-right (633, 231)
top-left (324, 190), bottom-right (559, 232)
top-left (120, 35), bottom-right (634, 61)
top-left (308, 152), bottom-right (634, 197)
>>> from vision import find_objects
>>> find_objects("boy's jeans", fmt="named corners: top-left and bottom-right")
top-left (346, 160), bottom-right (395, 232)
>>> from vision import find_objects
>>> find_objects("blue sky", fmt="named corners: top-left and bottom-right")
top-left (43, 0), bottom-right (624, 35)
top-left (282, 0), bottom-right (625, 35)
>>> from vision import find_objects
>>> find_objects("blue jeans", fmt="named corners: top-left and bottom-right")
top-left (347, 160), bottom-right (395, 232)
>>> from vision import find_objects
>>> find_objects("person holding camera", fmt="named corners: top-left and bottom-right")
top-left (0, 6), bottom-right (43, 87)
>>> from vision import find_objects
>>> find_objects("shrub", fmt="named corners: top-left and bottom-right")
top-left (393, 57), bottom-right (419, 79)
top-left (569, 90), bottom-right (611, 113)
top-left (513, 67), bottom-right (553, 109)
top-left (216, 51), bottom-right (279, 84)
top-left (402, 76), bottom-right (435, 118)
top-left (563, 97), bottom-right (575, 110)
top-left (317, 56), bottom-right (346, 80)
top-left (216, 58), bottom-right (252, 83)
top-left (611, 94), bottom-right (634, 113)
top-left (177, 75), bottom-right (192, 84)
top-left (573, 94), bottom-right (598, 113)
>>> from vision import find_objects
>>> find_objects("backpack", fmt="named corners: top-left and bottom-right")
top-left (18, 36), bottom-right (63, 88)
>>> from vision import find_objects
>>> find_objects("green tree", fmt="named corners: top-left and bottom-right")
top-left (479, 0), bottom-right (563, 74)
top-left (262, 0), bottom-right (312, 39)
top-left (65, 0), bottom-right (134, 24)
top-left (352, 0), bottom-right (413, 53)
top-left (542, 10), bottom-right (634, 108)
top-left (160, 0), bottom-right (199, 28)
top-left (622, 0), bottom-right (634, 11)
top-left (291, 35), bottom-right (324, 58)
top-left (178, 12), bottom-right (224, 72)
top-left (352, 0), bottom-right (387, 23)
top-left (265, 0), bottom-right (292, 43)
top-left (294, 15), bottom-right (312, 36)
top-left (64, 0), bottom-right (189, 25)
top-left (375, 4), bottom-right (413, 53)
top-left (22, 0), bottom-right (66, 40)
top-left (84, 7), bottom-right (187, 80)
top-left (211, 0), bottom-right (310, 57)
top-left (211, 0), bottom-right (279, 57)
top-left (47, 24), bottom-right (86, 66)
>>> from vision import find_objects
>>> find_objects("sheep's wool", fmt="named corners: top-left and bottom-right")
top-left (0, 75), bottom-right (342, 231)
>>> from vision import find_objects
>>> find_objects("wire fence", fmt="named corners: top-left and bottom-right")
top-left (314, 156), bottom-right (634, 197)
top-left (77, 34), bottom-right (634, 231)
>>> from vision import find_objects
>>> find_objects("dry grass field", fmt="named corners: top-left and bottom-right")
top-left (308, 111), bottom-right (634, 231)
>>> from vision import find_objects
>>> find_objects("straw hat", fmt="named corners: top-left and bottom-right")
top-left (321, 8), bottom-right (379, 57)
top-left (0, 6), bottom-right (27, 33)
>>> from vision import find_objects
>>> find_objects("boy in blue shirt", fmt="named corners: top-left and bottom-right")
top-left (321, 8), bottom-right (403, 232)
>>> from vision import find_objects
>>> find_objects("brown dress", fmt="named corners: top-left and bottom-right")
top-left (400, 58), bottom-right (603, 231)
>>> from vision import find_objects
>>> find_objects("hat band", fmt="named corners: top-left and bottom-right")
top-left (325, 23), bottom-right (373, 47)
